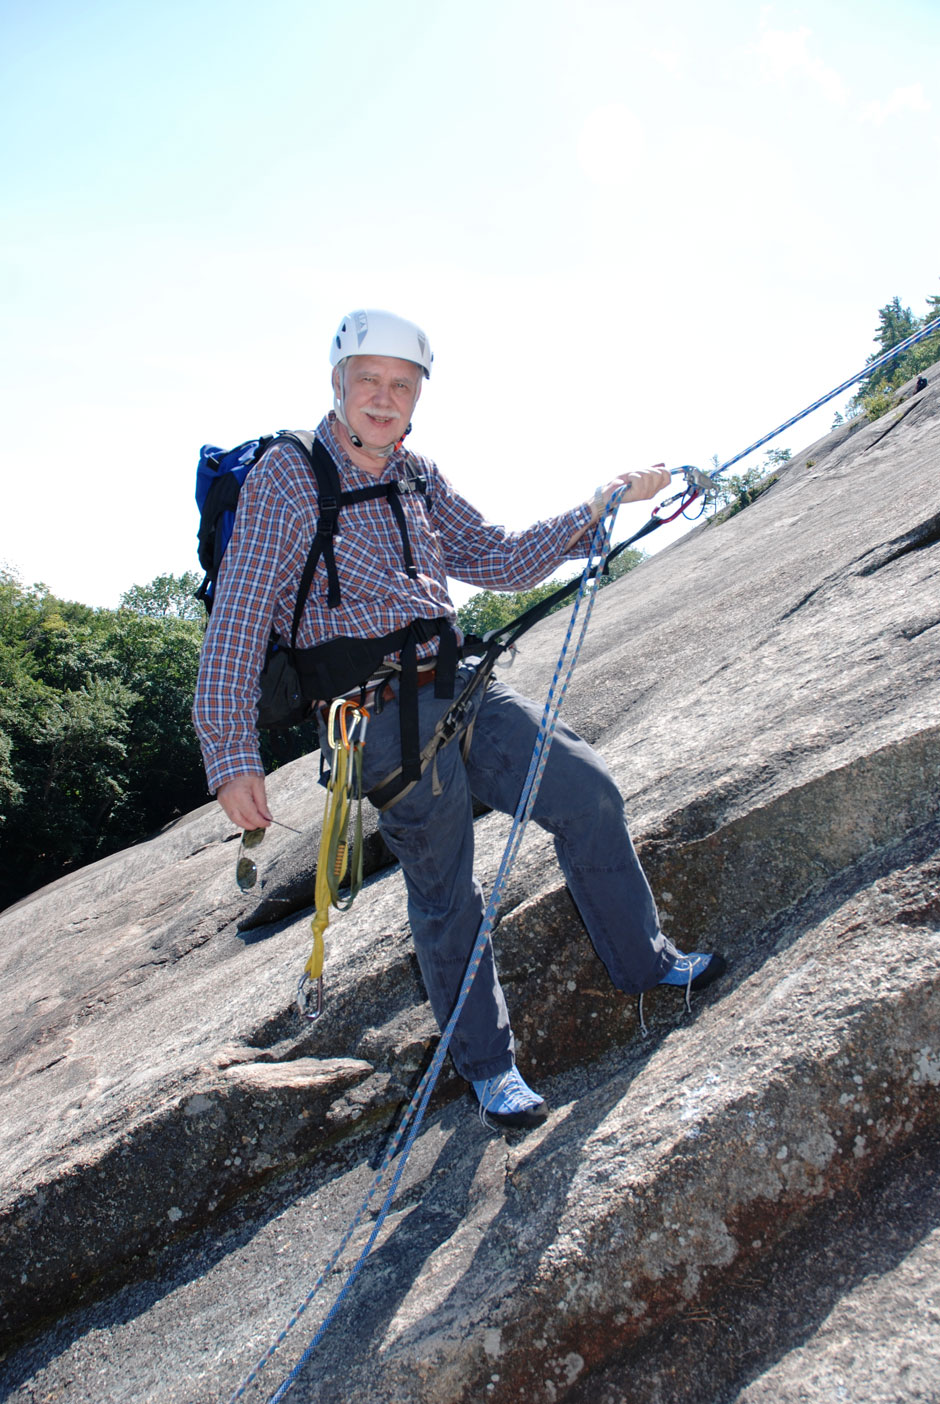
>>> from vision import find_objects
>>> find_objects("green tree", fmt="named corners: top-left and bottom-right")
top-left (0, 572), bottom-right (145, 902)
top-left (457, 580), bottom-right (572, 637)
top-left (764, 447), bottom-right (792, 468)
top-left (846, 287), bottom-right (940, 419)
top-left (0, 568), bottom-right (318, 910)
top-left (0, 573), bottom-right (202, 906)
top-left (0, 728), bottom-right (22, 821)
top-left (101, 610), bottom-right (208, 836)
top-left (707, 449), bottom-right (788, 520)
top-left (904, 290), bottom-right (940, 380)
top-left (120, 570), bottom-right (206, 621)
top-left (866, 295), bottom-right (919, 390)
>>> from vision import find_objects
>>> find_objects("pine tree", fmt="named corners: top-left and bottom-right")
top-left (864, 296), bottom-right (919, 392)
top-left (844, 286), bottom-right (940, 420)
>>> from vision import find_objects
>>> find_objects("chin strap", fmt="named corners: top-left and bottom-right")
top-left (332, 395), bottom-right (411, 458)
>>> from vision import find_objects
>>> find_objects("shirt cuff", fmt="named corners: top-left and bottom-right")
top-left (559, 501), bottom-right (596, 558)
top-left (202, 744), bottom-right (265, 796)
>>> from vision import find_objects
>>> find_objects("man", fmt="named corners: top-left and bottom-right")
top-left (193, 308), bottom-right (725, 1130)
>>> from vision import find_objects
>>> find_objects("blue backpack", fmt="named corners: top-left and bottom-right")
top-left (195, 435), bottom-right (276, 612)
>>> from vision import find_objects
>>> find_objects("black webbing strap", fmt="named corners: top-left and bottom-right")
top-left (366, 630), bottom-right (491, 812)
top-left (433, 618), bottom-right (459, 697)
top-left (367, 510), bottom-right (668, 811)
top-left (394, 617), bottom-right (459, 784)
top-left (398, 628), bottom-right (421, 782)
top-left (473, 532), bottom-right (648, 657)
top-left (384, 484), bottom-right (419, 580)
top-left (277, 435), bottom-right (341, 633)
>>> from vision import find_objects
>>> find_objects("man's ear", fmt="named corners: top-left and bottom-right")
top-left (331, 365), bottom-right (342, 399)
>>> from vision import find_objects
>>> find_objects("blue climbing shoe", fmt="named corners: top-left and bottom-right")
top-left (473, 1065), bottom-right (548, 1130)
top-left (659, 951), bottom-right (727, 992)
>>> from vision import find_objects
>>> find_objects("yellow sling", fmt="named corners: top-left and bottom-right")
top-left (296, 699), bottom-right (369, 1021)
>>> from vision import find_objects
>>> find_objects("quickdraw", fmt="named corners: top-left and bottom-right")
top-left (650, 465), bottom-right (717, 524)
top-left (296, 699), bottom-right (369, 1021)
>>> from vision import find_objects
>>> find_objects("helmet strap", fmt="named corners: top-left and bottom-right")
top-left (333, 393), bottom-right (364, 447)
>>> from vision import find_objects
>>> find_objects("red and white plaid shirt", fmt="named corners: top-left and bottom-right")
top-left (193, 413), bottom-right (594, 791)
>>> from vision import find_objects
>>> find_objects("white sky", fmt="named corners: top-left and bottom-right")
top-left (2, 0), bottom-right (938, 607)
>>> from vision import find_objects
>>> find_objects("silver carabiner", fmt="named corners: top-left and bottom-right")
top-left (296, 971), bottom-right (324, 1021)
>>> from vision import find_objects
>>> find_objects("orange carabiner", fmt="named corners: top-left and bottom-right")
top-left (327, 698), bottom-right (369, 753)
top-left (341, 700), bottom-right (369, 749)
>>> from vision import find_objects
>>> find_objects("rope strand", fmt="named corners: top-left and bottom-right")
top-left (717, 311), bottom-right (940, 475)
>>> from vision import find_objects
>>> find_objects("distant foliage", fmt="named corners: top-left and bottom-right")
top-left (706, 449), bottom-right (789, 521)
top-left (456, 549), bottom-right (644, 637)
top-left (458, 580), bottom-right (572, 636)
top-left (843, 289), bottom-right (940, 422)
top-left (0, 570), bottom-right (204, 908)
top-left (0, 570), bottom-right (311, 911)
top-left (120, 570), bottom-right (206, 621)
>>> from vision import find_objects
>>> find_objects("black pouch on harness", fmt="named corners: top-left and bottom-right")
top-left (256, 641), bottom-right (315, 730)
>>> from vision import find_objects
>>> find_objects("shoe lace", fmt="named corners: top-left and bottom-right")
top-left (477, 1067), bottom-right (539, 1125)
top-left (673, 956), bottom-right (695, 1011)
top-left (637, 957), bottom-right (695, 1038)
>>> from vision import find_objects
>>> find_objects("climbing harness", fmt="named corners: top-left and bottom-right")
top-left (296, 699), bottom-right (369, 1022)
top-left (226, 487), bottom-right (625, 1404)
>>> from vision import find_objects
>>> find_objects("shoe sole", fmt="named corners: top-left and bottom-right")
top-left (481, 1101), bottom-right (549, 1131)
top-left (689, 952), bottom-right (728, 991)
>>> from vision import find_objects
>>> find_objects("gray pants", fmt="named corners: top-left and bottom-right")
top-left (354, 669), bottom-right (677, 1082)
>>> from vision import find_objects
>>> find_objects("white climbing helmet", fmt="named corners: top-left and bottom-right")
top-left (329, 309), bottom-right (433, 379)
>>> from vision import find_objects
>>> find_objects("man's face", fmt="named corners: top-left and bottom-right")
top-left (334, 354), bottom-right (423, 452)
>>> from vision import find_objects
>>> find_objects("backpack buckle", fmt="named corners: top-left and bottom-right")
top-left (317, 494), bottom-right (338, 527)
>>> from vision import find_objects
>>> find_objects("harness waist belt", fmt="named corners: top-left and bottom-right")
top-left (318, 666), bottom-right (439, 721)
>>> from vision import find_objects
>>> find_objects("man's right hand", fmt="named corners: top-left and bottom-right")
top-left (216, 774), bottom-right (272, 831)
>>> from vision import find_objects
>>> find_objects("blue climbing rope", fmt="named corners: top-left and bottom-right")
top-left (226, 494), bottom-right (626, 1404)
top-left (604, 312), bottom-right (940, 562)
top-left (716, 310), bottom-right (940, 475)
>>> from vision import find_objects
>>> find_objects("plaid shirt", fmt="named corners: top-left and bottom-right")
top-left (193, 413), bottom-right (594, 791)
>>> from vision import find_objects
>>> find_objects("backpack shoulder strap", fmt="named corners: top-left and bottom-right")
top-left (273, 433), bottom-right (345, 643)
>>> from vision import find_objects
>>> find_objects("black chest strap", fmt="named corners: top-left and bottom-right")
top-left (279, 436), bottom-right (429, 637)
